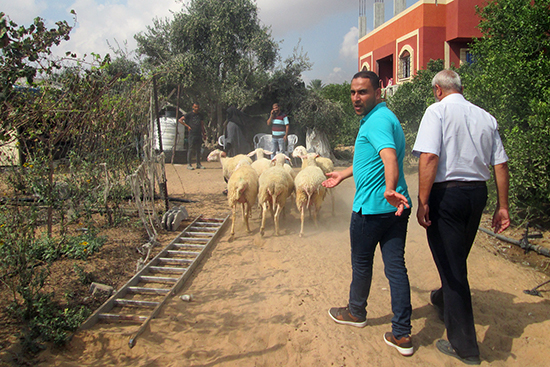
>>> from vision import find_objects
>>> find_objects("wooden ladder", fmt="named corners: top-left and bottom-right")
top-left (79, 214), bottom-right (230, 348)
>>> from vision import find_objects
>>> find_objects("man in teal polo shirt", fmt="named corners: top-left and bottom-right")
top-left (323, 71), bottom-right (413, 357)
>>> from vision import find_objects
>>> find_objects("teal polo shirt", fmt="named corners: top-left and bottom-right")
top-left (352, 102), bottom-right (411, 215)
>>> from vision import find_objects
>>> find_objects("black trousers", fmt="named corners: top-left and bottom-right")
top-left (427, 184), bottom-right (487, 358)
top-left (187, 135), bottom-right (202, 166)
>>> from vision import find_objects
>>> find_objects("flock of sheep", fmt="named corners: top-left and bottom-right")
top-left (207, 146), bottom-right (335, 240)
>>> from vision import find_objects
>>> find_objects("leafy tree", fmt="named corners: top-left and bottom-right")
top-left (307, 79), bottom-right (325, 92)
top-left (460, 0), bottom-right (550, 220)
top-left (135, 0), bottom-right (279, 136)
top-left (105, 56), bottom-right (141, 80)
top-left (293, 89), bottom-right (345, 155)
top-left (261, 47), bottom-right (311, 117)
top-left (321, 82), bottom-right (351, 107)
top-left (320, 82), bottom-right (358, 147)
top-left (0, 12), bottom-right (147, 352)
top-left (0, 12), bottom-right (73, 141)
top-left (105, 39), bottom-right (142, 80)
top-left (463, 0), bottom-right (550, 131)
top-left (387, 59), bottom-right (444, 155)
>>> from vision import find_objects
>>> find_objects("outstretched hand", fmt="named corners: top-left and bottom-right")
top-left (322, 171), bottom-right (343, 188)
top-left (384, 190), bottom-right (410, 216)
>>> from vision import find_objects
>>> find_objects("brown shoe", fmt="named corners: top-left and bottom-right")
top-left (384, 332), bottom-right (414, 356)
top-left (328, 306), bottom-right (367, 328)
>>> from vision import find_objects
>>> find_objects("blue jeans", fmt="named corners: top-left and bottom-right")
top-left (348, 209), bottom-right (412, 338)
top-left (271, 137), bottom-right (286, 158)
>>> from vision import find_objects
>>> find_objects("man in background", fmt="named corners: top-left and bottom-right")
top-left (179, 102), bottom-right (206, 170)
top-left (266, 103), bottom-right (289, 158)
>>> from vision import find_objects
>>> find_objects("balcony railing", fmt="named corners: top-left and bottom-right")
top-left (383, 84), bottom-right (400, 98)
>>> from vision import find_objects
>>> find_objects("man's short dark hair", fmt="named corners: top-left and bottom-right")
top-left (352, 71), bottom-right (381, 90)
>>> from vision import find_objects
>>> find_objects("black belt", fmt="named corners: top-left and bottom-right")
top-left (432, 181), bottom-right (486, 190)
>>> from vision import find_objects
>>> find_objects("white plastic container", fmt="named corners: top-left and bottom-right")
top-left (153, 116), bottom-right (186, 152)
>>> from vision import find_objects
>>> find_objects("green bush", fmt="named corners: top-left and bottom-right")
top-left (387, 59), bottom-right (444, 157)
top-left (10, 293), bottom-right (91, 352)
top-left (503, 97), bottom-right (550, 220)
top-left (321, 82), bottom-right (359, 147)
top-left (73, 264), bottom-right (96, 285)
top-left (61, 231), bottom-right (106, 260)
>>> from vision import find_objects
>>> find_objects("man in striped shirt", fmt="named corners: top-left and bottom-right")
top-left (267, 103), bottom-right (289, 159)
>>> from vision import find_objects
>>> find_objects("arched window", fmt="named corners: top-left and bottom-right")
top-left (397, 45), bottom-right (413, 81)
top-left (361, 61), bottom-right (370, 71)
top-left (400, 50), bottom-right (411, 79)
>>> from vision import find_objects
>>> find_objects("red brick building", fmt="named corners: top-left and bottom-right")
top-left (358, 0), bottom-right (482, 87)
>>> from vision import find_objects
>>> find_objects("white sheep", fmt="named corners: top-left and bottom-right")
top-left (294, 149), bottom-right (335, 215)
top-left (227, 159), bottom-right (259, 241)
top-left (207, 149), bottom-right (252, 182)
top-left (247, 148), bottom-right (273, 177)
top-left (283, 162), bottom-right (297, 180)
top-left (294, 154), bottom-right (327, 237)
top-left (292, 145), bottom-right (309, 160)
top-left (293, 147), bottom-right (335, 174)
top-left (257, 153), bottom-right (294, 236)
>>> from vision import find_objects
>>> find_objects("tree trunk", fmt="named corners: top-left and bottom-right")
top-left (306, 128), bottom-right (336, 161)
top-left (217, 102), bottom-right (224, 138)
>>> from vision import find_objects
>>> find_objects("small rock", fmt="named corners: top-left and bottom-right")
top-left (180, 294), bottom-right (193, 302)
top-left (89, 282), bottom-right (114, 297)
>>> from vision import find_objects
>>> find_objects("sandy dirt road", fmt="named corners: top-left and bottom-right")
top-left (38, 161), bottom-right (550, 366)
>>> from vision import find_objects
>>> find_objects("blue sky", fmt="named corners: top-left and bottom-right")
top-left (1, 0), bottom-right (411, 84)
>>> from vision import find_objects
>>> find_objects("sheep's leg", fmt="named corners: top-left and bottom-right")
top-left (247, 202), bottom-right (254, 233)
top-left (299, 204), bottom-right (305, 237)
top-left (229, 203), bottom-right (236, 241)
top-left (273, 203), bottom-right (282, 236)
top-left (260, 202), bottom-right (268, 236)
top-left (241, 201), bottom-right (246, 229)
top-left (312, 202), bottom-right (319, 228)
top-left (243, 202), bottom-right (251, 233)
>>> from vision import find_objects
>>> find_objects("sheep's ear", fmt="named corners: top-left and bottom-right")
top-left (264, 150), bottom-right (273, 155)
top-left (247, 151), bottom-right (255, 157)
top-left (220, 151), bottom-right (227, 158)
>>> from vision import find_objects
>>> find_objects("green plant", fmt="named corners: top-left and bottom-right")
top-left (73, 264), bottom-right (96, 285)
top-left (10, 293), bottom-right (91, 351)
top-left (459, 0), bottom-right (550, 222)
top-left (387, 59), bottom-right (444, 157)
top-left (61, 231), bottom-right (106, 260)
top-left (136, 0), bottom-right (279, 136)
